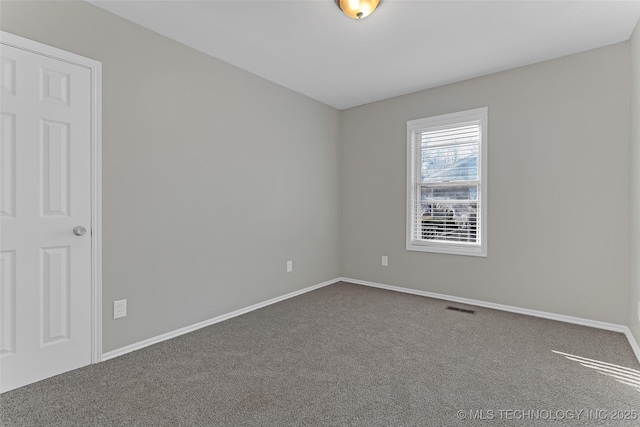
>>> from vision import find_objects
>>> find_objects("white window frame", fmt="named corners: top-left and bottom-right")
top-left (406, 107), bottom-right (488, 257)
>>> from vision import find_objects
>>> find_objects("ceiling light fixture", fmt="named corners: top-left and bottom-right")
top-left (335, 0), bottom-right (380, 19)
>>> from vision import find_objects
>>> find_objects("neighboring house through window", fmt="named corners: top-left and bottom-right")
top-left (406, 107), bottom-right (487, 256)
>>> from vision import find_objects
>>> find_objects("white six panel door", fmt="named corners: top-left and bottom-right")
top-left (1, 43), bottom-right (92, 392)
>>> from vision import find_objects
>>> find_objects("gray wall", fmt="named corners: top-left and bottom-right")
top-left (341, 44), bottom-right (630, 324)
top-left (0, 1), bottom-right (342, 352)
top-left (630, 18), bottom-right (640, 343)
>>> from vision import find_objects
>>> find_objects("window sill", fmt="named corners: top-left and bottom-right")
top-left (406, 240), bottom-right (487, 257)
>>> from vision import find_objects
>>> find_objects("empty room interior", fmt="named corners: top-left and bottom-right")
top-left (2, 0), bottom-right (640, 425)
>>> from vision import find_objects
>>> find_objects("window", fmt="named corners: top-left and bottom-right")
top-left (406, 107), bottom-right (487, 256)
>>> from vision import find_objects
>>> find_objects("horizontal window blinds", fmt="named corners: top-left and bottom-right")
top-left (411, 121), bottom-right (481, 245)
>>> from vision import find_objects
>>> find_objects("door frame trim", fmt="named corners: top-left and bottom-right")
top-left (1, 31), bottom-right (103, 363)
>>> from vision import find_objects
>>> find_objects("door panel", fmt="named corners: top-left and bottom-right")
top-left (41, 119), bottom-right (71, 217)
top-left (0, 112), bottom-right (16, 218)
top-left (0, 250), bottom-right (16, 356)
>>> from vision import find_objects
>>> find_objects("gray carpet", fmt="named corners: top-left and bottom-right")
top-left (1, 282), bottom-right (639, 426)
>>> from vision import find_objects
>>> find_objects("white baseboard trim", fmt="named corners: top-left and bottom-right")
top-left (340, 277), bottom-right (640, 364)
top-left (101, 278), bottom-right (341, 362)
top-left (101, 276), bottom-right (640, 366)
top-left (623, 328), bottom-right (640, 364)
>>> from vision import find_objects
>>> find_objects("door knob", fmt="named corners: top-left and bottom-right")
top-left (73, 226), bottom-right (87, 236)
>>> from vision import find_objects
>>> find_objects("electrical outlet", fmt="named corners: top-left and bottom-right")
top-left (114, 299), bottom-right (127, 319)
top-left (286, 260), bottom-right (293, 273)
top-left (381, 256), bottom-right (388, 267)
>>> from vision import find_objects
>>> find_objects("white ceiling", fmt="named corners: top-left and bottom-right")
top-left (90, 0), bottom-right (640, 110)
